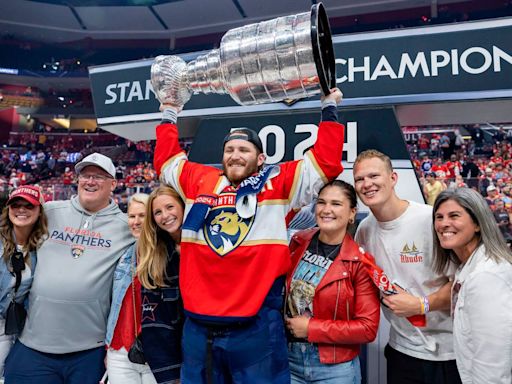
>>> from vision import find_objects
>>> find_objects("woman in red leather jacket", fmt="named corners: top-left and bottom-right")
top-left (285, 180), bottom-right (380, 384)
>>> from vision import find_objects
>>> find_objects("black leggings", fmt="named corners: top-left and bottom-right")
top-left (385, 344), bottom-right (462, 384)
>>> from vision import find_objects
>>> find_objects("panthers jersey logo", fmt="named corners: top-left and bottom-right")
top-left (204, 206), bottom-right (254, 256)
top-left (71, 245), bottom-right (85, 259)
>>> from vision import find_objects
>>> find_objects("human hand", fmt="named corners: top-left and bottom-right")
top-left (285, 315), bottom-right (310, 339)
top-left (382, 286), bottom-right (422, 317)
top-left (321, 87), bottom-right (342, 105)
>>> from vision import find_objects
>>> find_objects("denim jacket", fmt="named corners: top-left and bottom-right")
top-left (141, 240), bottom-right (183, 384)
top-left (105, 243), bottom-right (136, 346)
top-left (0, 241), bottom-right (37, 318)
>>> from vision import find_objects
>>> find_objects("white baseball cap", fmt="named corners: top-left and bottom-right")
top-left (75, 153), bottom-right (116, 179)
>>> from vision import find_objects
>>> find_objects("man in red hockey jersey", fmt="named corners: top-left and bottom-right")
top-left (154, 88), bottom-right (344, 383)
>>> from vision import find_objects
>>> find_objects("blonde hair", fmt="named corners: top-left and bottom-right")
top-left (354, 149), bottom-right (393, 173)
top-left (129, 193), bottom-right (149, 210)
top-left (0, 204), bottom-right (48, 265)
top-left (137, 186), bottom-right (184, 289)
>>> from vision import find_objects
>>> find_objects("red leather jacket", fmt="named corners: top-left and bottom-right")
top-left (286, 228), bottom-right (380, 364)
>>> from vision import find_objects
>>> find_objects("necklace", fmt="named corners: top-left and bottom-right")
top-left (315, 234), bottom-right (342, 261)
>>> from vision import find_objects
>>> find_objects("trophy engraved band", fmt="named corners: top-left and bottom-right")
top-left (151, 3), bottom-right (335, 107)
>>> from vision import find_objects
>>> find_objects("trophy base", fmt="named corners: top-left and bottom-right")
top-left (311, 3), bottom-right (336, 96)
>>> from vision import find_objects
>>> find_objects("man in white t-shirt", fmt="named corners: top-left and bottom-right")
top-left (353, 149), bottom-right (461, 384)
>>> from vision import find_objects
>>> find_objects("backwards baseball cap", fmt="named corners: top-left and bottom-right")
top-left (7, 185), bottom-right (44, 206)
top-left (223, 128), bottom-right (263, 153)
top-left (487, 185), bottom-right (497, 192)
top-left (75, 152), bottom-right (116, 178)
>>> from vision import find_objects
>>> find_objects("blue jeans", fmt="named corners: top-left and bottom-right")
top-left (181, 306), bottom-right (289, 384)
top-left (288, 342), bottom-right (361, 384)
top-left (4, 341), bottom-right (106, 384)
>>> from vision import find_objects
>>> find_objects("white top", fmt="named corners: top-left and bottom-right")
top-left (452, 245), bottom-right (512, 384)
top-left (356, 201), bottom-right (455, 361)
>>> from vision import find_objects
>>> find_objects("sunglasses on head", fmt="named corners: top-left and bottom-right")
top-left (9, 201), bottom-right (36, 210)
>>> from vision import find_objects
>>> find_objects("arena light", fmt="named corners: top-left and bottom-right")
top-left (53, 117), bottom-right (70, 129)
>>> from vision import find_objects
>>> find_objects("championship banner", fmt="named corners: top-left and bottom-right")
top-left (89, 17), bottom-right (512, 133)
top-left (188, 108), bottom-right (407, 164)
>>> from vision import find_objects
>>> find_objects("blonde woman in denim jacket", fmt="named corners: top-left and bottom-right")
top-left (105, 193), bottom-right (157, 384)
top-left (0, 186), bottom-right (47, 375)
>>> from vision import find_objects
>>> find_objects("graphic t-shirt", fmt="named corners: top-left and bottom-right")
top-left (287, 233), bottom-right (340, 317)
top-left (355, 201), bottom-right (455, 361)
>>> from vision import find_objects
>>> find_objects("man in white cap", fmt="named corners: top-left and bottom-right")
top-left (481, 167), bottom-right (494, 196)
top-left (5, 153), bottom-right (134, 384)
top-left (485, 184), bottom-right (501, 208)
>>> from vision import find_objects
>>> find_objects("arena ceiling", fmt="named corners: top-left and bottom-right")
top-left (1, 0), bottom-right (465, 43)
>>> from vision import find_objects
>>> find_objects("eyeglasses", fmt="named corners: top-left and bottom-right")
top-left (78, 174), bottom-right (113, 182)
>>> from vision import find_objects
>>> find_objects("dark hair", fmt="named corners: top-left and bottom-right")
top-left (0, 204), bottom-right (48, 265)
top-left (318, 180), bottom-right (357, 209)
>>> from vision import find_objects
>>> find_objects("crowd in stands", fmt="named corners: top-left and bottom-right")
top-left (409, 125), bottom-right (512, 243)
top-left (0, 131), bottom-right (194, 209)
top-left (2, 121), bottom-right (512, 244)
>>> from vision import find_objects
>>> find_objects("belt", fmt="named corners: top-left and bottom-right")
top-left (192, 319), bottom-right (255, 384)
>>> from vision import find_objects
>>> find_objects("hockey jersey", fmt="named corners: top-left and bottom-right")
top-left (154, 119), bottom-right (344, 323)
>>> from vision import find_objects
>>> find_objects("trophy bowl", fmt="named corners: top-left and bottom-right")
top-left (151, 2), bottom-right (336, 107)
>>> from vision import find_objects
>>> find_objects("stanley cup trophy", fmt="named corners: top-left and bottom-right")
top-left (151, 3), bottom-right (335, 107)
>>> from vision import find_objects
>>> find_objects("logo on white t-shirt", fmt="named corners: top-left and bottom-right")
top-left (400, 242), bottom-right (424, 263)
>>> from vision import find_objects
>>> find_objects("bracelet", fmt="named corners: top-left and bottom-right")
top-left (418, 296), bottom-right (425, 315)
top-left (423, 296), bottom-right (430, 314)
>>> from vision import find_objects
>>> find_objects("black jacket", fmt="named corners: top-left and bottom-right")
top-left (141, 240), bottom-right (183, 383)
